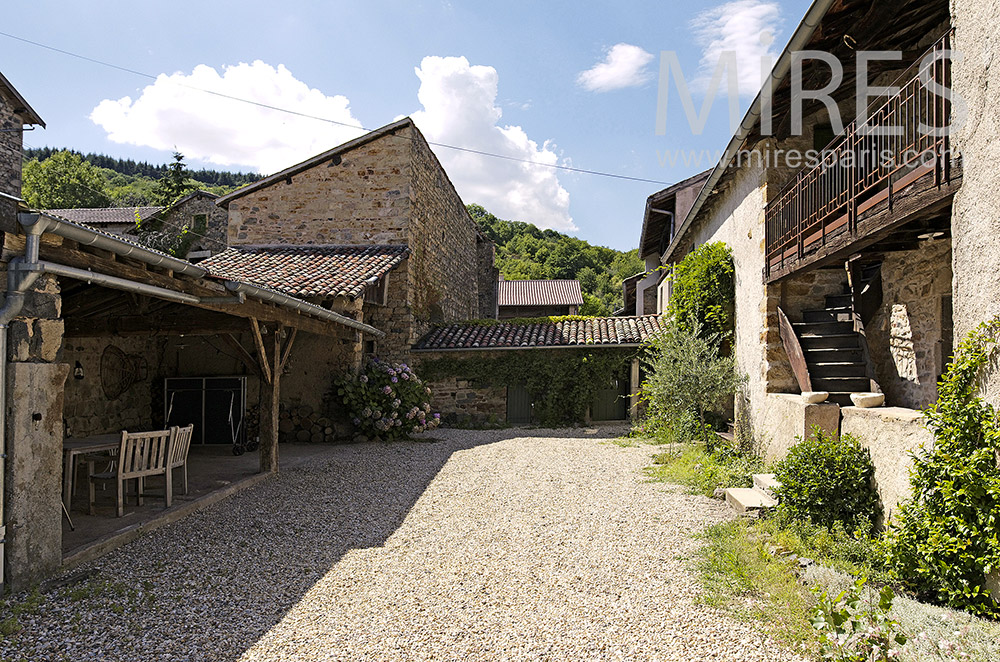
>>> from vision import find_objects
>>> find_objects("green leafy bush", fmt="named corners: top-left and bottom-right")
top-left (811, 577), bottom-right (907, 661)
top-left (774, 427), bottom-right (881, 535)
top-left (640, 316), bottom-right (743, 450)
top-left (647, 442), bottom-right (765, 497)
top-left (668, 241), bottom-right (735, 338)
top-left (335, 358), bottom-right (440, 440)
top-left (888, 317), bottom-right (1000, 618)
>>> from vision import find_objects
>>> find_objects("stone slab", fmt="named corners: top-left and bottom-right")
top-left (724, 487), bottom-right (777, 514)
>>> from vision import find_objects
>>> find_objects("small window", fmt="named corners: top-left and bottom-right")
top-left (364, 339), bottom-right (377, 356)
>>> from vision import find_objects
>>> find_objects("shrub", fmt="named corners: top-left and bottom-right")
top-left (335, 358), bottom-right (440, 440)
top-left (774, 427), bottom-right (881, 536)
top-left (668, 241), bottom-right (735, 339)
top-left (810, 577), bottom-right (907, 661)
top-left (888, 316), bottom-right (1000, 618)
top-left (640, 316), bottom-right (743, 450)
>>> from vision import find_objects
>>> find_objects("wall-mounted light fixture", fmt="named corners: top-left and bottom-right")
top-left (73, 361), bottom-right (85, 380)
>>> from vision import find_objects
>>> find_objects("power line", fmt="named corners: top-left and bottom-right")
top-left (0, 30), bottom-right (672, 186)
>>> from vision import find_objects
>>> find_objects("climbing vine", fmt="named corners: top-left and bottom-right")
top-left (419, 348), bottom-right (635, 426)
top-left (887, 315), bottom-right (1000, 617)
top-left (668, 241), bottom-right (735, 338)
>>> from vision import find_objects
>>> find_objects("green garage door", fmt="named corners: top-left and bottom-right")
top-left (506, 384), bottom-right (533, 424)
top-left (591, 372), bottom-right (629, 421)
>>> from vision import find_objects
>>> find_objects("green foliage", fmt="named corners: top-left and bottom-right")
top-left (335, 358), bottom-right (440, 440)
top-left (468, 204), bottom-right (644, 315)
top-left (133, 209), bottom-right (208, 258)
top-left (774, 427), bottom-right (881, 536)
top-left (153, 152), bottom-right (196, 206)
top-left (887, 316), bottom-right (1000, 618)
top-left (810, 577), bottom-right (907, 661)
top-left (696, 518), bottom-right (819, 652)
top-left (646, 441), bottom-right (766, 497)
top-left (419, 348), bottom-right (633, 426)
top-left (668, 241), bottom-right (735, 338)
top-left (639, 316), bottom-right (742, 449)
top-left (21, 150), bottom-right (112, 209)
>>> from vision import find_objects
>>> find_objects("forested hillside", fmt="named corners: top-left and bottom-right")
top-left (20, 149), bottom-right (258, 209)
top-left (468, 204), bottom-right (644, 316)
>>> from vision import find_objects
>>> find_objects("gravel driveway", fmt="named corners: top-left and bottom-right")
top-left (1, 427), bottom-right (802, 661)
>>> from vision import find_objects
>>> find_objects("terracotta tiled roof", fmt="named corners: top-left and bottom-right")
top-left (413, 315), bottom-right (665, 350)
top-left (43, 207), bottom-right (162, 225)
top-left (498, 279), bottom-right (584, 307)
top-left (200, 244), bottom-right (409, 299)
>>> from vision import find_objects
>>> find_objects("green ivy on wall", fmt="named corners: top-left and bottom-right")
top-left (668, 241), bottom-right (735, 339)
top-left (419, 348), bottom-right (636, 426)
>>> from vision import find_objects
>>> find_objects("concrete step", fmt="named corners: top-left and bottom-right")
top-left (752, 473), bottom-right (781, 498)
top-left (792, 321), bottom-right (856, 336)
top-left (724, 487), bottom-right (778, 514)
top-left (808, 362), bottom-right (868, 377)
top-left (799, 334), bottom-right (862, 350)
top-left (803, 307), bottom-right (852, 323)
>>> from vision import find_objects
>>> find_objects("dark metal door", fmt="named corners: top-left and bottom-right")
top-left (506, 384), bottom-right (532, 424)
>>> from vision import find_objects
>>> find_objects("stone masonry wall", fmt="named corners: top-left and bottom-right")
top-left (477, 239), bottom-right (499, 319)
top-left (866, 239), bottom-right (952, 409)
top-left (413, 349), bottom-right (508, 425)
top-left (0, 98), bottom-right (23, 230)
top-left (160, 193), bottom-right (229, 255)
top-left (361, 259), bottom-right (412, 361)
top-left (951, 0), bottom-right (1000, 407)
top-left (226, 131), bottom-right (411, 247)
top-left (407, 130), bottom-right (484, 340)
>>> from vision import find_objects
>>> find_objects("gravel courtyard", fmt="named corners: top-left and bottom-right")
top-left (1, 427), bottom-right (802, 661)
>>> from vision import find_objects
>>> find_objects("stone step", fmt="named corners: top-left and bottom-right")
top-left (827, 392), bottom-right (856, 407)
top-left (724, 487), bottom-right (778, 514)
top-left (803, 307), bottom-right (853, 323)
top-left (752, 473), bottom-right (781, 498)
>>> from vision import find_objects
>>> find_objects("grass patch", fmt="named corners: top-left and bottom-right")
top-left (0, 589), bottom-right (44, 640)
top-left (697, 518), bottom-right (819, 655)
top-left (645, 442), bottom-right (766, 497)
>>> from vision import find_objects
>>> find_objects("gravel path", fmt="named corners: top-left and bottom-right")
top-left (1, 427), bottom-right (803, 661)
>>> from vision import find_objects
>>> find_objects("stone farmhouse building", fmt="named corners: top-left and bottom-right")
top-left (497, 278), bottom-right (583, 319)
top-left (646, 0), bottom-right (998, 515)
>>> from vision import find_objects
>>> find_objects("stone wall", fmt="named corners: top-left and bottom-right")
top-left (160, 193), bottom-right (228, 255)
top-left (477, 239), bottom-right (499, 319)
top-left (361, 260), bottom-right (411, 361)
top-left (423, 375), bottom-right (508, 426)
top-left (0, 99), bottom-right (22, 231)
top-left (63, 336), bottom-right (163, 438)
top-left (280, 325), bottom-right (361, 419)
top-left (777, 269), bottom-right (847, 323)
top-left (866, 240), bottom-right (952, 409)
top-left (951, 0), bottom-right (1000, 407)
top-left (841, 406), bottom-right (934, 521)
top-left (407, 130), bottom-right (485, 339)
top-left (755, 393), bottom-right (841, 460)
top-left (227, 131), bottom-right (411, 247)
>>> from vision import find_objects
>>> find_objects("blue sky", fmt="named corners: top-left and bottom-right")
top-left (2, 0), bottom-right (811, 250)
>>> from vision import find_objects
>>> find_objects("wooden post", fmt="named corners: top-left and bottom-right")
top-left (258, 324), bottom-right (281, 473)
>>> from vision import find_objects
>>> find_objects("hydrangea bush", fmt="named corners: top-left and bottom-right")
top-left (336, 358), bottom-right (440, 440)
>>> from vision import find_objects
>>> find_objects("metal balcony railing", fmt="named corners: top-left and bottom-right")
top-left (764, 31), bottom-right (954, 279)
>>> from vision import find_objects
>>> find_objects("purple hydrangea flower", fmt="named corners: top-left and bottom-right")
top-left (359, 374), bottom-right (368, 383)
top-left (391, 376), bottom-right (398, 383)
top-left (382, 386), bottom-right (392, 395)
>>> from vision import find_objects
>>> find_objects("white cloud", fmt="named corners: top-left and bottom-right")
top-left (692, 0), bottom-right (782, 96)
top-left (577, 43), bottom-right (655, 93)
top-left (410, 56), bottom-right (574, 232)
top-left (90, 61), bottom-right (366, 174)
